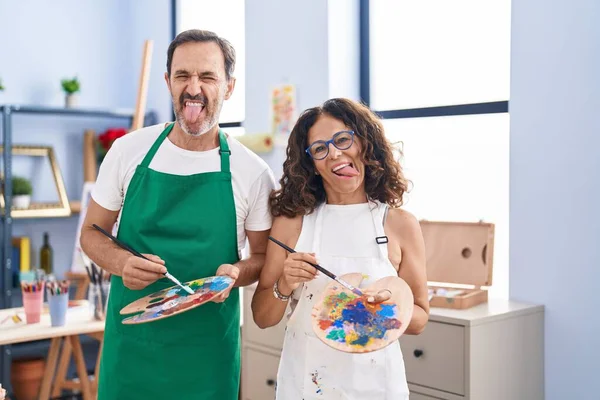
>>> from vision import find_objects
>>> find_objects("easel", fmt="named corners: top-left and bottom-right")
top-left (50, 39), bottom-right (154, 399)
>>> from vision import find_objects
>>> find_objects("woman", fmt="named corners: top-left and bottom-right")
top-left (251, 98), bottom-right (429, 399)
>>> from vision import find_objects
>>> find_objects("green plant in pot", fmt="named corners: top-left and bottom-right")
top-left (61, 76), bottom-right (80, 108)
top-left (12, 176), bottom-right (32, 209)
top-left (0, 78), bottom-right (5, 91)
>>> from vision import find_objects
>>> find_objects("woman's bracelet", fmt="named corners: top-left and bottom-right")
top-left (273, 278), bottom-right (291, 302)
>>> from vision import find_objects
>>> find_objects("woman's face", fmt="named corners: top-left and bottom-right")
top-left (306, 114), bottom-right (367, 204)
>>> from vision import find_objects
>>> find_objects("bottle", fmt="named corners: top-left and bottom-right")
top-left (40, 232), bottom-right (53, 275)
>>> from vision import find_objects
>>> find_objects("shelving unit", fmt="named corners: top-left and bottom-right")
top-left (0, 103), bottom-right (158, 393)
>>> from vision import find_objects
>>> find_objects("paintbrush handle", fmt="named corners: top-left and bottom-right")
top-left (92, 224), bottom-right (148, 260)
top-left (268, 236), bottom-right (337, 280)
top-left (268, 236), bottom-right (363, 296)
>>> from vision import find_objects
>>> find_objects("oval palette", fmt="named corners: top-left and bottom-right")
top-left (120, 275), bottom-right (234, 325)
top-left (311, 273), bottom-right (414, 353)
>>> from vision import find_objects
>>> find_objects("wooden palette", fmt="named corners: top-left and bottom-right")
top-left (311, 273), bottom-right (414, 353)
top-left (120, 275), bottom-right (234, 325)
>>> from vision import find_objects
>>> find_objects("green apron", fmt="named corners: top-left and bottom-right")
top-left (98, 123), bottom-right (241, 399)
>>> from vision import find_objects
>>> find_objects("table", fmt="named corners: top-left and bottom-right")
top-left (0, 301), bottom-right (104, 400)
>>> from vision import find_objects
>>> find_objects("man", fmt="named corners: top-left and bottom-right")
top-left (80, 29), bottom-right (276, 399)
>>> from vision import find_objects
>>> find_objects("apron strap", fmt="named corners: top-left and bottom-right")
top-left (140, 123), bottom-right (175, 168)
top-left (140, 124), bottom-right (231, 172)
top-left (370, 202), bottom-right (390, 262)
top-left (218, 130), bottom-right (231, 173)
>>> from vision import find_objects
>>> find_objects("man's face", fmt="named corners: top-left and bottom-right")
top-left (165, 41), bottom-right (235, 137)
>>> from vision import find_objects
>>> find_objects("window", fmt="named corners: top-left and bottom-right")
top-left (174, 0), bottom-right (245, 131)
top-left (362, 0), bottom-right (511, 299)
top-left (369, 0), bottom-right (511, 110)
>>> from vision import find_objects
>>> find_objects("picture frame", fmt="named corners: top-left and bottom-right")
top-left (0, 145), bottom-right (71, 218)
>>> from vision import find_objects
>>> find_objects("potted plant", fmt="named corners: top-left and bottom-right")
top-left (0, 78), bottom-right (5, 91)
top-left (61, 76), bottom-right (80, 108)
top-left (12, 176), bottom-right (32, 209)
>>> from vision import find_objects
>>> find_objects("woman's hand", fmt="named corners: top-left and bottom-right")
top-left (365, 288), bottom-right (393, 304)
top-left (278, 252), bottom-right (319, 295)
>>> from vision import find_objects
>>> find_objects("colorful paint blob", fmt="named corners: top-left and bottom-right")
top-left (316, 291), bottom-right (402, 349)
top-left (121, 275), bottom-right (233, 325)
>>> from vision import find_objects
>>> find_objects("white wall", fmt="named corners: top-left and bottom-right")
top-left (509, 0), bottom-right (600, 398)
top-left (328, 0), bottom-right (360, 101)
top-left (245, 0), bottom-right (359, 180)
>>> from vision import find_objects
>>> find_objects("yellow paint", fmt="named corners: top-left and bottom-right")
top-left (345, 331), bottom-right (360, 344)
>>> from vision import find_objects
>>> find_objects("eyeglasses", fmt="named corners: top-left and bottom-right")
top-left (305, 130), bottom-right (355, 160)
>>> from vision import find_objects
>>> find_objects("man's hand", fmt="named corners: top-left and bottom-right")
top-left (211, 264), bottom-right (239, 303)
top-left (121, 254), bottom-right (166, 290)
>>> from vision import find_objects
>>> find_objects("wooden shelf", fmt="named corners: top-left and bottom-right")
top-left (70, 201), bottom-right (81, 213)
top-left (0, 201), bottom-right (82, 218)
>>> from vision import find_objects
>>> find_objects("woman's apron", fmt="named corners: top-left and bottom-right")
top-left (98, 123), bottom-right (241, 399)
top-left (276, 201), bottom-right (410, 399)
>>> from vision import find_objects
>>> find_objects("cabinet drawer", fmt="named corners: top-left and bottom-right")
top-left (410, 392), bottom-right (446, 400)
top-left (242, 348), bottom-right (280, 400)
top-left (243, 287), bottom-right (288, 351)
top-left (400, 321), bottom-right (465, 395)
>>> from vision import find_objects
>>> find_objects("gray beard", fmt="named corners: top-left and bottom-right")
top-left (175, 112), bottom-right (214, 137)
top-left (173, 97), bottom-right (225, 137)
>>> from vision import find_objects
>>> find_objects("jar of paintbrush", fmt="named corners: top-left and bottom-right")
top-left (47, 280), bottom-right (70, 327)
top-left (86, 263), bottom-right (110, 321)
top-left (21, 280), bottom-right (45, 324)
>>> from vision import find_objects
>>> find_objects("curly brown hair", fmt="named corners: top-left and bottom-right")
top-left (269, 98), bottom-right (409, 218)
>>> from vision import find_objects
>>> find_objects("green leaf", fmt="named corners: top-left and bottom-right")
top-left (11, 176), bottom-right (33, 196)
top-left (61, 76), bottom-right (80, 94)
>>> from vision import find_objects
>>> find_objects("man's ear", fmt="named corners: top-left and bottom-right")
top-left (164, 72), bottom-right (171, 91)
top-left (224, 77), bottom-right (236, 100)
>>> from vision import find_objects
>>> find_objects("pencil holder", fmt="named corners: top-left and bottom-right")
top-left (47, 292), bottom-right (68, 327)
top-left (21, 281), bottom-right (45, 324)
top-left (88, 281), bottom-right (110, 321)
top-left (46, 280), bottom-right (70, 327)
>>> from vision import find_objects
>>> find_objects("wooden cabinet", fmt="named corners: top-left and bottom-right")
top-left (241, 285), bottom-right (544, 400)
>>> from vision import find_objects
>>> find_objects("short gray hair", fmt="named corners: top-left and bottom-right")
top-left (166, 29), bottom-right (236, 80)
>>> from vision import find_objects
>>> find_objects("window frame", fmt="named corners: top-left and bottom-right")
top-left (358, 0), bottom-right (508, 117)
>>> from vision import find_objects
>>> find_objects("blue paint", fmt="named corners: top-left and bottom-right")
top-left (332, 319), bottom-right (344, 328)
top-left (209, 276), bottom-right (231, 292)
top-left (378, 304), bottom-right (395, 317)
top-left (350, 335), bottom-right (370, 346)
top-left (342, 301), bottom-right (372, 325)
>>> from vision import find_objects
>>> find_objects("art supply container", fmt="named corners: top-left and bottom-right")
top-left (47, 292), bottom-right (68, 327)
top-left (88, 281), bottom-right (110, 321)
top-left (22, 283), bottom-right (45, 324)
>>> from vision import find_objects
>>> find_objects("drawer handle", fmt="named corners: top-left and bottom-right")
top-left (413, 349), bottom-right (424, 358)
top-left (266, 379), bottom-right (276, 387)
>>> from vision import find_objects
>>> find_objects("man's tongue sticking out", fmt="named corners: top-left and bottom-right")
top-left (184, 102), bottom-right (203, 124)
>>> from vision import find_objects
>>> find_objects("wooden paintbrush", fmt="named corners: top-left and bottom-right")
top-left (92, 224), bottom-right (194, 295)
top-left (268, 236), bottom-right (364, 296)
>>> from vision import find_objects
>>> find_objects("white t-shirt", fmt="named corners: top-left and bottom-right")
top-left (91, 123), bottom-right (276, 253)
